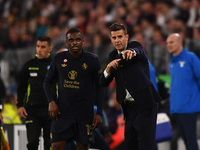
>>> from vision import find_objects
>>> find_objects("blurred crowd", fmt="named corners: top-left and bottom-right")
top-left (1, 0), bottom-right (200, 149)
top-left (1, 0), bottom-right (200, 92)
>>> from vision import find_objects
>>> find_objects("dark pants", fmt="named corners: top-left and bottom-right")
top-left (170, 125), bottom-right (181, 150)
top-left (63, 129), bottom-right (110, 150)
top-left (123, 102), bottom-right (157, 150)
top-left (173, 113), bottom-right (199, 150)
top-left (26, 106), bottom-right (52, 150)
top-left (89, 129), bottom-right (110, 150)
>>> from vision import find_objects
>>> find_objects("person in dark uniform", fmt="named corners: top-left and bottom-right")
top-left (101, 22), bottom-right (162, 150)
top-left (0, 76), bottom-right (5, 125)
top-left (43, 28), bottom-right (104, 150)
top-left (17, 36), bottom-right (54, 150)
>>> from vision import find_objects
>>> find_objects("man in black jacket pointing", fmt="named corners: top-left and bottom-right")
top-left (101, 22), bottom-right (161, 150)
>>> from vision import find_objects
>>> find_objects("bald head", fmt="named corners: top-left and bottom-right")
top-left (166, 33), bottom-right (183, 56)
top-left (168, 33), bottom-right (182, 42)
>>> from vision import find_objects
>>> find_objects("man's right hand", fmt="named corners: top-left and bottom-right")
top-left (106, 59), bottom-right (122, 73)
top-left (18, 107), bottom-right (28, 119)
top-left (48, 101), bottom-right (61, 120)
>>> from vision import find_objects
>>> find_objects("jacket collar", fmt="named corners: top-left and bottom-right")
top-left (170, 48), bottom-right (187, 62)
top-left (114, 42), bottom-right (129, 58)
top-left (35, 53), bottom-right (51, 61)
top-left (66, 49), bottom-right (85, 60)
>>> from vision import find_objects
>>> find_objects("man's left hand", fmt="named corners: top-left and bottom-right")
top-left (123, 49), bottom-right (137, 60)
top-left (92, 114), bottom-right (102, 129)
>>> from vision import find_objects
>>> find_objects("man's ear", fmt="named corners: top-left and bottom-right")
top-left (126, 34), bottom-right (129, 39)
top-left (49, 46), bottom-right (53, 53)
top-left (179, 40), bottom-right (183, 46)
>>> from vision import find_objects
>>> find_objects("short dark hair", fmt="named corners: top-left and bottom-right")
top-left (3, 94), bottom-right (16, 106)
top-left (66, 28), bottom-right (84, 38)
top-left (110, 22), bottom-right (127, 35)
top-left (37, 36), bottom-right (51, 45)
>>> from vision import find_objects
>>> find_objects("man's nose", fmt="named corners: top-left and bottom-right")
top-left (38, 47), bottom-right (42, 51)
top-left (73, 40), bottom-right (78, 44)
top-left (115, 37), bottom-right (120, 42)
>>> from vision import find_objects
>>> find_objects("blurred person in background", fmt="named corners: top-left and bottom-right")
top-left (147, 26), bottom-right (168, 74)
top-left (176, 0), bottom-right (191, 24)
top-left (106, 90), bottom-right (122, 135)
top-left (2, 94), bottom-right (22, 124)
top-left (35, 15), bottom-right (49, 39)
top-left (189, 27), bottom-right (200, 59)
top-left (187, 0), bottom-right (200, 27)
top-left (148, 61), bottom-right (158, 92)
top-left (0, 76), bottom-right (5, 125)
top-left (166, 33), bottom-right (200, 150)
top-left (17, 36), bottom-right (55, 150)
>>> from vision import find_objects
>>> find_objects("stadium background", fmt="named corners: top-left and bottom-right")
top-left (1, 0), bottom-right (200, 150)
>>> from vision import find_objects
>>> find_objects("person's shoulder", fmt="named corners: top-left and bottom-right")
top-left (186, 50), bottom-right (200, 63)
top-left (54, 50), bottom-right (68, 60)
top-left (181, 49), bottom-right (200, 66)
top-left (84, 51), bottom-right (99, 59)
top-left (128, 41), bottom-right (142, 48)
top-left (25, 57), bottom-right (37, 65)
top-left (187, 50), bottom-right (198, 57)
top-left (184, 49), bottom-right (198, 59)
top-left (109, 49), bottom-right (117, 57)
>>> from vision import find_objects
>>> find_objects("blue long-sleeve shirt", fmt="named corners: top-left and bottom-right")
top-left (149, 61), bottom-right (158, 92)
top-left (169, 48), bottom-right (200, 114)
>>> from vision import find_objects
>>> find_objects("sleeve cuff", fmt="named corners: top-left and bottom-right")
top-left (104, 70), bottom-right (110, 78)
top-left (129, 48), bottom-right (137, 56)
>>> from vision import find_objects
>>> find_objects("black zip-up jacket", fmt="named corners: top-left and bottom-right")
top-left (17, 56), bottom-right (53, 108)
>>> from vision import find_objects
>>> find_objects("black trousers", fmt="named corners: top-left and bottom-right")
top-left (89, 129), bottom-right (110, 150)
top-left (122, 102), bottom-right (157, 150)
top-left (26, 106), bottom-right (52, 150)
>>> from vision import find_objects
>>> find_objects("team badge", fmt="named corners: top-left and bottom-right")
top-left (89, 137), bottom-right (93, 141)
top-left (63, 59), bottom-right (68, 63)
top-left (47, 65), bottom-right (50, 70)
top-left (61, 63), bottom-right (67, 67)
top-left (82, 63), bottom-right (87, 70)
top-left (50, 133), bottom-right (52, 139)
top-left (179, 61), bottom-right (185, 68)
top-left (98, 69), bottom-right (102, 74)
top-left (68, 70), bottom-right (77, 80)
